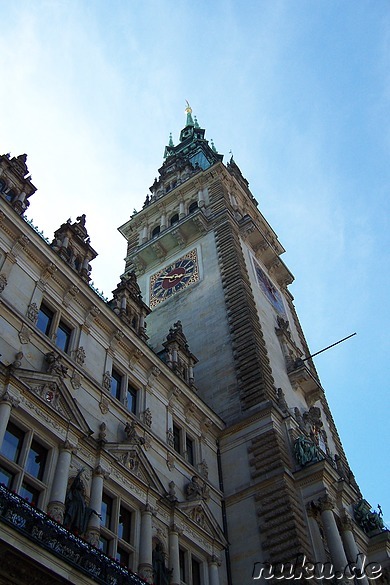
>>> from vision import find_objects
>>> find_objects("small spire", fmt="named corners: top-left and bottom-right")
top-left (194, 116), bottom-right (200, 128)
top-left (185, 100), bottom-right (194, 127)
top-left (168, 133), bottom-right (174, 147)
top-left (211, 139), bottom-right (218, 153)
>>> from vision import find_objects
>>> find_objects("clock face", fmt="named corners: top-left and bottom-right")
top-left (252, 256), bottom-right (286, 317)
top-left (150, 250), bottom-right (199, 307)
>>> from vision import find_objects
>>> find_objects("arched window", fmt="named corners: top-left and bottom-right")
top-left (0, 179), bottom-right (6, 193)
top-left (188, 201), bottom-right (198, 214)
top-left (170, 214), bottom-right (179, 226)
top-left (151, 225), bottom-right (161, 238)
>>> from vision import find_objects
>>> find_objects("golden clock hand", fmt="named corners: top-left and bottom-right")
top-left (164, 273), bottom-right (183, 282)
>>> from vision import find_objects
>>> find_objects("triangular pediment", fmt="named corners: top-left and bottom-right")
top-left (178, 499), bottom-right (227, 545)
top-left (106, 443), bottom-right (166, 494)
top-left (15, 368), bottom-right (92, 436)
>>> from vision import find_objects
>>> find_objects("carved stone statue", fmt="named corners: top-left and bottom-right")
top-left (353, 499), bottom-right (385, 533)
top-left (185, 475), bottom-right (209, 501)
top-left (124, 420), bottom-right (145, 446)
top-left (294, 436), bottom-right (322, 467)
top-left (63, 470), bottom-right (98, 535)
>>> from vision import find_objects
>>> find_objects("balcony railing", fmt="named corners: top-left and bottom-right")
top-left (0, 485), bottom-right (147, 585)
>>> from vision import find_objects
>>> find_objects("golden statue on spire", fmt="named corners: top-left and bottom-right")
top-left (185, 100), bottom-right (192, 114)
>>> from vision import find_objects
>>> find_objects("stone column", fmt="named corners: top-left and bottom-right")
top-left (47, 440), bottom-right (76, 523)
top-left (198, 189), bottom-right (205, 208)
top-left (85, 465), bottom-right (109, 547)
top-left (160, 212), bottom-right (167, 230)
top-left (138, 504), bottom-right (154, 583)
top-left (169, 524), bottom-right (181, 585)
top-left (208, 554), bottom-right (221, 585)
top-left (0, 391), bottom-right (19, 449)
top-left (179, 201), bottom-right (185, 219)
top-left (306, 502), bottom-right (327, 564)
top-left (340, 514), bottom-right (369, 585)
top-left (318, 494), bottom-right (349, 580)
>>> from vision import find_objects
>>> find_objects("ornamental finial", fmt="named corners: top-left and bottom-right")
top-left (185, 100), bottom-right (194, 127)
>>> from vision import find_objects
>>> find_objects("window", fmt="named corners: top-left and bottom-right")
top-left (192, 557), bottom-right (201, 585)
top-left (179, 549), bottom-right (203, 584)
top-left (56, 321), bottom-right (72, 353)
top-left (179, 548), bottom-right (187, 582)
top-left (0, 421), bottom-right (49, 506)
top-left (36, 301), bottom-right (74, 354)
top-left (111, 369), bottom-right (123, 401)
top-left (186, 436), bottom-right (194, 466)
top-left (37, 303), bottom-right (54, 336)
top-left (0, 179), bottom-right (6, 193)
top-left (170, 213), bottom-right (179, 226)
top-left (100, 492), bottom-right (135, 569)
top-left (188, 201), bottom-right (198, 214)
top-left (173, 423), bottom-right (181, 454)
top-left (172, 423), bottom-right (196, 467)
top-left (5, 189), bottom-right (15, 202)
top-left (126, 384), bottom-right (137, 414)
top-left (152, 225), bottom-right (161, 238)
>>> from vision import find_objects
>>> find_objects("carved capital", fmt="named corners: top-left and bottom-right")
top-left (340, 512), bottom-right (354, 532)
top-left (208, 553), bottom-right (221, 566)
top-left (318, 492), bottom-right (335, 512)
top-left (93, 464), bottom-right (110, 480)
top-left (61, 440), bottom-right (77, 454)
top-left (170, 522), bottom-right (183, 536)
top-left (0, 390), bottom-right (20, 409)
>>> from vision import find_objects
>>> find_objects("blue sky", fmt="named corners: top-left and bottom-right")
top-left (1, 1), bottom-right (389, 523)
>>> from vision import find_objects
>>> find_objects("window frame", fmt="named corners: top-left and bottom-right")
top-left (36, 299), bottom-right (76, 355)
top-left (99, 491), bottom-right (136, 570)
top-left (172, 421), bottom-right (197, 467)
top-left (0, 419), bottom-right (52, 507)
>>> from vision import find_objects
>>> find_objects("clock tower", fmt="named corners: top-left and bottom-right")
top-left (119, 106), bottom-right (386, 583)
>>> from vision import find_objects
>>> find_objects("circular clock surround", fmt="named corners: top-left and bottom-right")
top-left (150, 251), bottom-right (199, 307)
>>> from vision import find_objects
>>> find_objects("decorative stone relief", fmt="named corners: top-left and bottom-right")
top-left (167, 427), bottom-right (174, 448)
top-left (102, 371), bottom-right (111, 391)
top-left (45, 351), bottom-right (68, 377)
top-left (124, 420), bottom-right (145, 446)
top-left (166, 453), bottom-right (175, 471)
top-left (12, 351), bottom-right (23, 369)
top-left (70, 370), bottom-right (82, 390)
top-left (198, 459), bottom-right (209, 479)
top-left (166, 481), bottom-right (177, 503)
top-left (26, 302), bottom-right (39, 324)
top-left (142, 407), bottom-right (152, 428)
top-left (275, 387), bottom-right (289, 414)
top-left (33, 383), bottom-right (66, 416)
top-left (99, 396), bottom-right (109, 414)
top-left (190, 505), bottom-right (207, 529)
top-left (98, 422), bottom-right (107, 445)
top-left (118, 449), bottom-right (140, 473)
top-left (73, 346), bottom-right (86, 366)
top-left (0, 273), bottom-right (8, 293)
top-left (18, 323), bottom-right (31, 344)
top-left (185, 475), bottom-right (210, 501)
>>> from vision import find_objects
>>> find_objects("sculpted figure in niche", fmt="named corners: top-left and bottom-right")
top-left (63, 469), bottom-right (99, 535)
